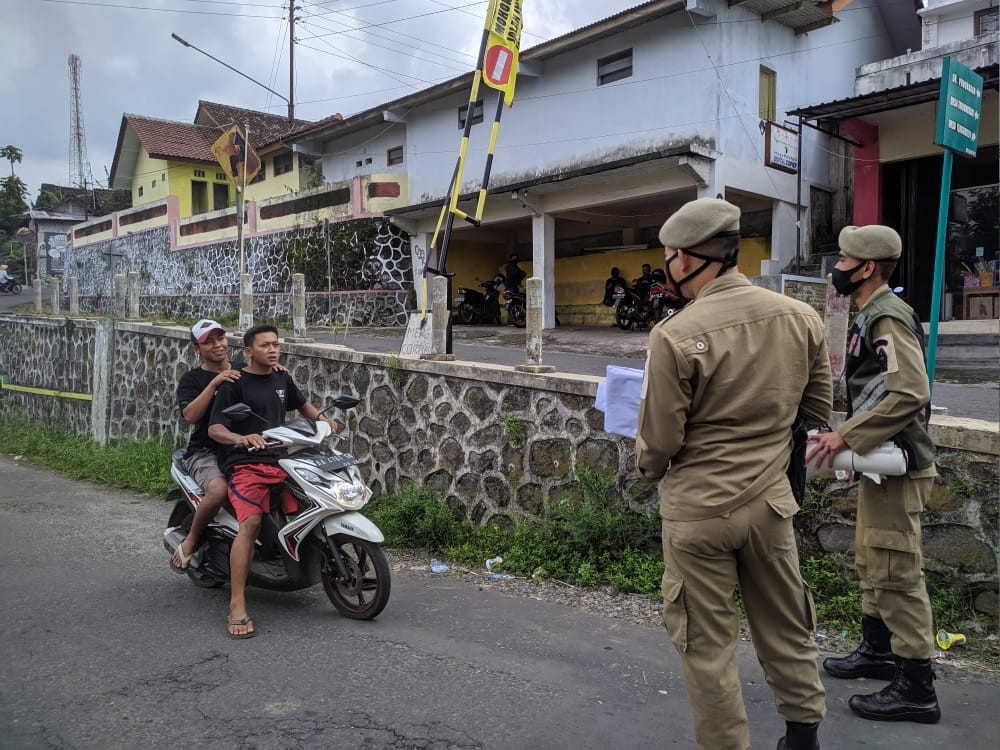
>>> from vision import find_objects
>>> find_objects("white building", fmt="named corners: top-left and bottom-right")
top-left (293, 0), bottom-right (917, 326)
top-left (792, 0), bottom-right (998, 321)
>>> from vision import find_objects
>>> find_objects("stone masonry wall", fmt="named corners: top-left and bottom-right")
top-left (1, 315), bottom-right (997, 617)
top-left (62, 219), bottom-right (413, 326)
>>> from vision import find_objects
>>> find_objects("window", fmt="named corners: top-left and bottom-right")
top-left (138, 186), bottom-right (143, 197)
top-left (975, 7), bottom-right (998, 35)
top-left (597, 49), bottom-right (632, 85)
top-left (161, 173), bottom-right (166, 181)
top-left (151, 179), bottom-right (157, 188)
top-left (194, 169), bottom-right (205, 178)
top-left (365, 157), bottom-right (372, 165)
top-left (759, 66), bottom-right (776, 122)
top-left (387, 145), bottom-right (404, 166)
top-left (250, 164), bottom-right (266, 184)
top-left (274, 152), bottom-right (294, 176)
top-left (458, 99), bottom-right (484, 128)
top-left (216, 171), bottom-right (226, 181)
top-left (355, 160), bottom-right (363, 168)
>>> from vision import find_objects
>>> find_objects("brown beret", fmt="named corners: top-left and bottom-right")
top-left (838, 225), bottom-right (902, 261)
top-left (658, 198), bottom-right (741, 257)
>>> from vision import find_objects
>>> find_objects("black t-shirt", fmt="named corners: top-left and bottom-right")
top-left (210, 369), bottom-right (307, 473)
top-left (177, 359), bottom-right (246, 458)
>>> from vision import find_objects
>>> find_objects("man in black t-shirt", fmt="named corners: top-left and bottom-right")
top-left (208, 325), bottom-right (335, 639)
top-left (171, 319), bottom-right (244, 573)
top-left (504, 253), bottom-right (526, 293)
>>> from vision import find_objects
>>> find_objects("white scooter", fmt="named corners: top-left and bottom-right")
top-left (163, 396), bottom-right (390, 620)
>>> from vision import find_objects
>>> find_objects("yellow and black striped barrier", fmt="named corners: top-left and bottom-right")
top-left (0, 375), bottom-right (92, 401)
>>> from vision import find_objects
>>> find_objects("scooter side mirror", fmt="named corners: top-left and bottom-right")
top-left (332, 395), bottom-right (360, 410)
top-left (222, 403), bottom-right (253, 421)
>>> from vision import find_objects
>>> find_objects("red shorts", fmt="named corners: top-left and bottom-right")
top-left (227, 464), bottom-right (298, 524)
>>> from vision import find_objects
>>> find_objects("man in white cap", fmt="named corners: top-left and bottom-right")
top-left (170, 319), bottom-right (243, 572)
top-left (637, 197), bottom-right (832, 750)
top-left (807, 225), bottom-right (940, 725)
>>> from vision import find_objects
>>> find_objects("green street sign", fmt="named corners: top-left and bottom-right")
top-left (935, 56), bottom-right (983, 158)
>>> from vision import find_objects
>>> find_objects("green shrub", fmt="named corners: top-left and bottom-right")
top-left (0, 418), bottom-right (175, 496)
top-left (800, 554), bottom-right (862, 635)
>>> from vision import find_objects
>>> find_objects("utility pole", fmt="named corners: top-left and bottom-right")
top-left (288, 1), bottom-right (295, 121)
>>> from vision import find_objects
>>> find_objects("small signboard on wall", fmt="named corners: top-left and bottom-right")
top-left (43, 232), bottom-right (67, 275)
top-left (764, 122), bottom-right (799, 174)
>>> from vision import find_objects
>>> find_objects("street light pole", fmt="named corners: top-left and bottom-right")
top-left (171, 33), bottom-right (293, 120)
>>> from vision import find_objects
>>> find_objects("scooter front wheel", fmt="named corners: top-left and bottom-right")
top-left (321, 535), bottom-right (391, 620)
top-left (508, 301), bottom-right (526, 328)
top-left (457, 302), bottom-right (475, 325)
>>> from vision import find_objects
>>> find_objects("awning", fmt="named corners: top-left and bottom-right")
top-left (790, 64), bottom-right (999, 121)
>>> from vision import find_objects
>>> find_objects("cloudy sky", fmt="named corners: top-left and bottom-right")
top-left (2, 0), bottom-right (639, 202)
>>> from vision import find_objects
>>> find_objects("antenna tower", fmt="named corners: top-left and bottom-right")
top-left (68, 54), bottom-right (94, 189)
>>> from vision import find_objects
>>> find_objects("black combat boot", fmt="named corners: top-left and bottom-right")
top-left (848, 657), bottom-right (941, 724)
top-left (775, 721), bottom-right (819, 750)
top-left (823, 615), bottom-right (895, 680)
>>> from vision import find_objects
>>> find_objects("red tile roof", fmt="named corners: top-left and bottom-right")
top-left (124, 114), bottom-right (220, 164)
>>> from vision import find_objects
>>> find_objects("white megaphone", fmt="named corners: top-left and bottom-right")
top-left (805, 431), bottom-right (908, 481)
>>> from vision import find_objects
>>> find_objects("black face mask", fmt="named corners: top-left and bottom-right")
top-left (664, 248), bottom-right (738, 304)
top-left (831, 261), bottom-right (868, 296)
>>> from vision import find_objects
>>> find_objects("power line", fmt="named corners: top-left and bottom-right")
top-left (296, 0), bottom-right (485, 41)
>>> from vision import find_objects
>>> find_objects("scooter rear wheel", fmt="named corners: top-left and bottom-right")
top-left (615, 303), bottom-right (635, 331)
top-left (457, 302), bottom-right (475, 325)
top-left (321, 535), bottom-right (391, 620)
top-left (508, 301), bottom-right (526, 328)
top-left (171, 507), bottom-right (225, 588)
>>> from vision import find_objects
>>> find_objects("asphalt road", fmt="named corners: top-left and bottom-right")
top-left (1, 457), bottom-right (997, 749)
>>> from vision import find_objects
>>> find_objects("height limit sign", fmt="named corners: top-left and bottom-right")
top-left (934, 56), bottom-right (983, 158)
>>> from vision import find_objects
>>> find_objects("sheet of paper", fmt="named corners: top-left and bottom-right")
top-left (595, 365), bottom-right (644, 439)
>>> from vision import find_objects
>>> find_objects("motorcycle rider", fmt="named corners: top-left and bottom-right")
top-left (0, 264), bottom-right (11, 289)
top-left (170, 320), bottom-right (243, 573)
top-left (208, 325), bottom-right (336, 639)
top-left (504, 253), bottom-right (526, 293)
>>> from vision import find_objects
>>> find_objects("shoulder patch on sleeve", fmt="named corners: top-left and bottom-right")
top-left (874, 333), bottom-right (899, 374)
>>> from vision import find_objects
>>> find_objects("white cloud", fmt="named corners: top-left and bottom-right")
top-left (3, 0), bottom-right (638, 203)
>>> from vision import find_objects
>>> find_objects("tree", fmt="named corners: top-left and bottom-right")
top-left (1, 145), bottom-right (23, 177)
top-left (0, 174), bottom-right (28, 245)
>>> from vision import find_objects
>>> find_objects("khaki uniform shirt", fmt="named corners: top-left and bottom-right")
top-left (636, 274), bottom-right (833, 521)
top-left (838, 285), bottom-right (936, 477)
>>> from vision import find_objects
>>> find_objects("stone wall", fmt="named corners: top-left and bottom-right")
top-left (1, 314), bottom-right (996, 617)
top-left (61, 218), bottom-right (413, 326)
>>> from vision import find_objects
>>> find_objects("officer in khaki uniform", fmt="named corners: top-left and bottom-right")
top-left (637, 198), bottom-right (832, 750)
top-left (807, 225), bottom-right (940, 724)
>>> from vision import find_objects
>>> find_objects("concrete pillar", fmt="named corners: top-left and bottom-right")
top-left (113, 274), bottom-right (126, 318)
top-left (516, 277), bottom-right (555, 374)
top-left (33, 278), bottom-right (42, 312)
top-left (823, 274), bottom-right (851, 408)
top-left (69, 276), bottom-right (79, 315)
top-left (239, 273), bottom-right (253, 332)
top-left (430, 274), bottom-right (451, 357)
top-left (286, 273), bottom-right (314, 342)
top-left (90, 318), bottom-right (112, 445)
top-left (531, 213), bottom-right (555, 329)
top-left (49, 278), bottom-right (60, 315)
top-left (771, 200), bottom-right (799, 272)
top-left (126, 271), bottom-right (140, 319)
top-left (292, 273), bottom-right (307, 337)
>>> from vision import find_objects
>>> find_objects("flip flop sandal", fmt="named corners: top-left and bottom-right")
top-left (170, 543), bottom-right (194, 573)
top-left (227, 617), bottom-right (256, 639)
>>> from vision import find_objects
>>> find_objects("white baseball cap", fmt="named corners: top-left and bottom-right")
top-left (191, 319), bottom-right (226, 343)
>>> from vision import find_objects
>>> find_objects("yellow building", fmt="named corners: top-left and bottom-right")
top-left (108, 101), bottom-right (324, 218)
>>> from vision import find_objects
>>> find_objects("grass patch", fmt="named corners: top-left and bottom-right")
top-left (0, 417), bottom-right (175, 497)
top-left (800, 554), bottom-right (863, 636)
top-left (503, 413), bottom-right (526, 447)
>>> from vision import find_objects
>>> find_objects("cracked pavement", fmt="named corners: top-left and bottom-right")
top-left (1, 457), bottom-right (997, 749)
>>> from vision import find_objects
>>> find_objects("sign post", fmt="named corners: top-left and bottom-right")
top-left (928, 57), bottom-right (983, 388)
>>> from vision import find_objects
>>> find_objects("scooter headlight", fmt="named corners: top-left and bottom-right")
top-left (332, 480), bottom-right (371, 509)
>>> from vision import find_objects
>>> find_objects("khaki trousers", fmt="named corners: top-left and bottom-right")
top-left (856, 473), bottom-right (935, 659)
top-left (661, 488), bottom-right (826, 750)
